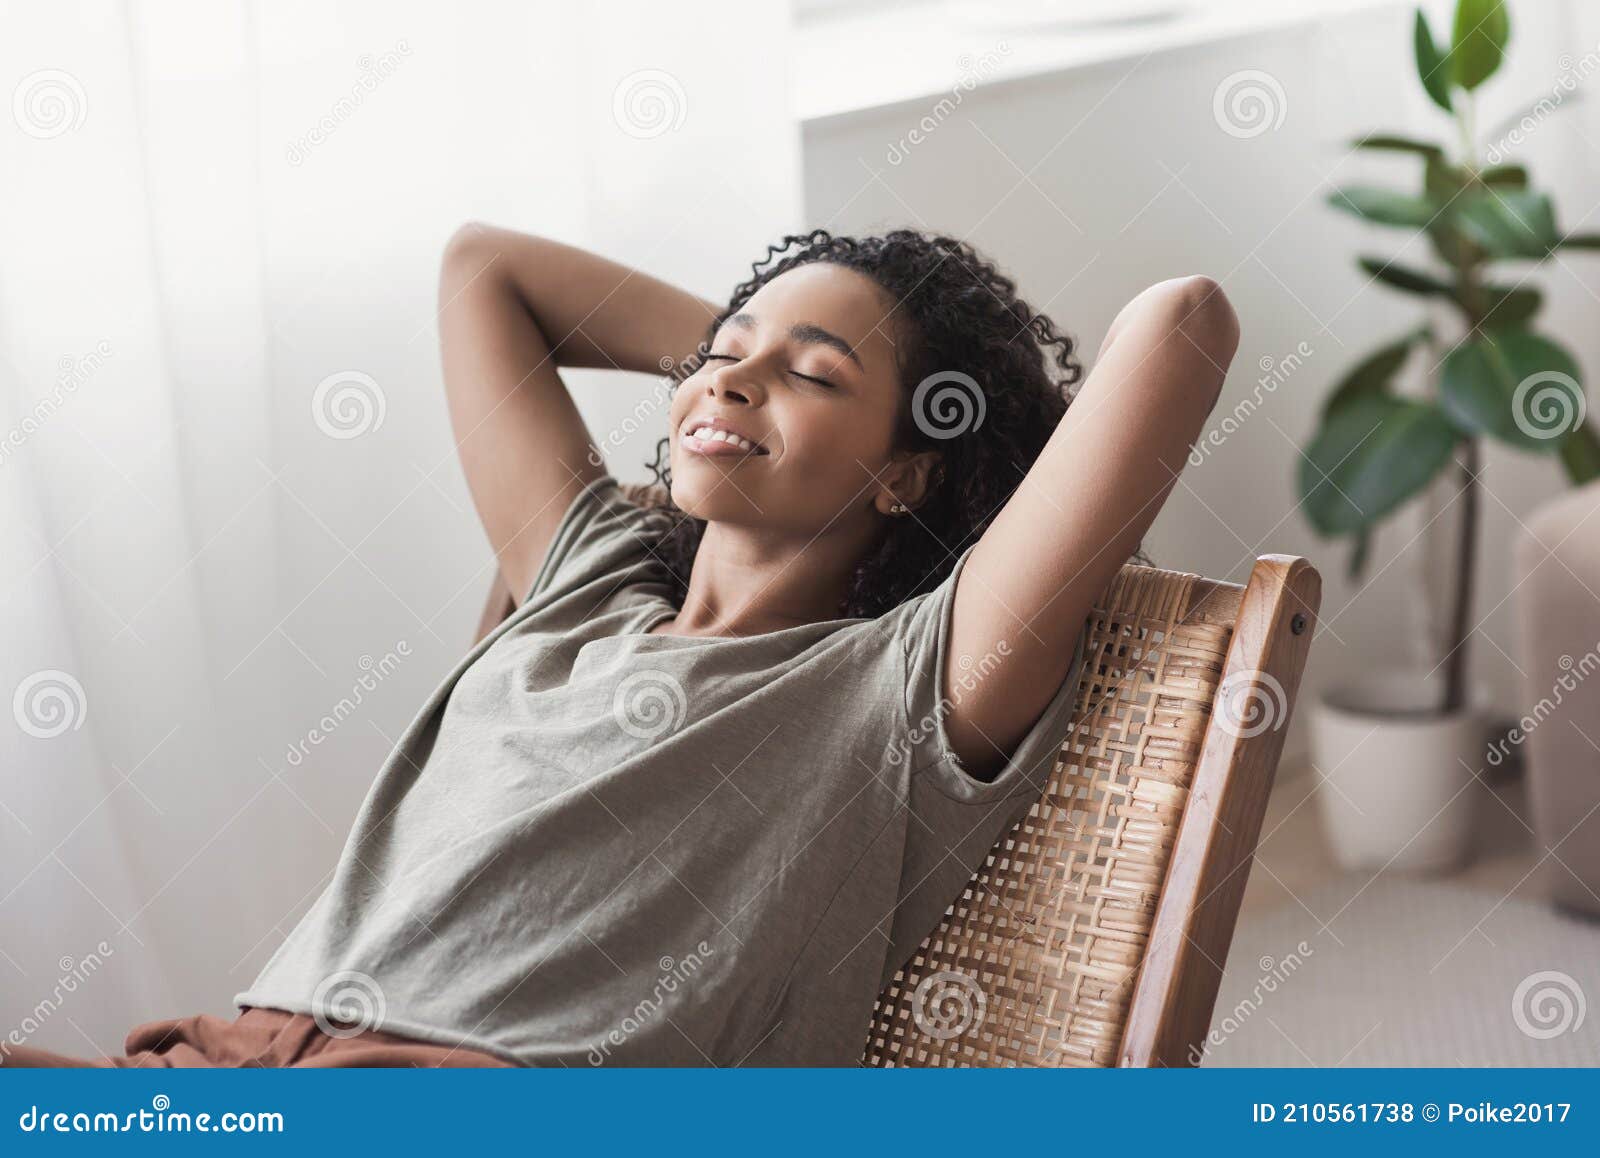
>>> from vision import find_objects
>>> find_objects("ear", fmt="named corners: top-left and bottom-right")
top-left (873, 450), bottom-right (943, 517)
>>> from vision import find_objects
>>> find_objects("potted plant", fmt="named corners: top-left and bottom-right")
top-left (1301, 0), bottom-right (1600, 871)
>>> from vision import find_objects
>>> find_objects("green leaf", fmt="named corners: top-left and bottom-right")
top-left (1452, 0), bottom-right (1510, 91)
top-left (1422, 156), bottom-right (1475, 268)
top-left (1347, 528), bottom-right (1372, 581)
top-left (1439, 330), bottom-right (1583, 451)
top-left (1351, 133), bottom-right (1443, 158)
top-left (1426, 224), bottom-right (1475, 271)
top-left (1329, 186), bottom-right (1441, 228)
top-left (1456, 190), bottom-right (1558, 259)
top-left (1560, 422), bottom-right (1600, 485)
top-left (1479, 164), bottom-right (1528, 188)
top-left (1350, 527), bottom-right (1376, 579)
top-left (1558, 233), bottom-right (1600, 250)
top-left (1414, 10), bottom-right (1455, 112)
top-left (1358, 255), bottom-right (1454, 297)
top-left (1300, 394), bottom-right (1460, 535)
top-left (1323, 329), bottom-right (1425, 419)
top-left (1479, 284), bottom-right (1542, 329)
top-left (1424, 154), bottom-right (1467, 202)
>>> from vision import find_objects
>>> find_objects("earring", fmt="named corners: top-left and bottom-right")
top-left (889, 502), bottom-right (908, 515)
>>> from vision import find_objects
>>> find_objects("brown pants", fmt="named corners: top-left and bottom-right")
top-left (0, 1007), bottom-right (513, 1068)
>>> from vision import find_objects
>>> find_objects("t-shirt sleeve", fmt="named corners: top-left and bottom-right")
top-left (521, 473), bottom-right (676, 609)
top-left (878, 540), bottom-right (1091, 984)
top-left (895, 540), bottom-right (1089, 802)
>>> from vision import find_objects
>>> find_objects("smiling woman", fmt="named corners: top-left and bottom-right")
top-left (8, 219), bottom-right (1233, 1069)
top-left (655, 235), bottom-right (1082, 614)
top-left (394, 222), bottom-right (1230, 1065)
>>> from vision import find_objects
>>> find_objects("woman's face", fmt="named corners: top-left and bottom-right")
top-left (667, 262), bottom-right (925, 536)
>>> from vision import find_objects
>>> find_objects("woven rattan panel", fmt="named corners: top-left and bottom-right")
top-left (862, 564), bottom-right (1238, 1067)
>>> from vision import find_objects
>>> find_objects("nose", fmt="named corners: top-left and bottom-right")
top-left (704, 361), bottom-right (763, 406)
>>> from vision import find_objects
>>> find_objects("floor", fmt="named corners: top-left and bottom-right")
top-left (1238, 758), bottom-right (1551, 923)
top-left (1207, 759), bottom-right (1600, 1066)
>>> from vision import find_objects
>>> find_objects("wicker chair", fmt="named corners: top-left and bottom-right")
top-left (474, 481), bottom-right (1321, 1068)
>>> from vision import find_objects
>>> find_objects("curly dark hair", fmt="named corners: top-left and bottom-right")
top-left (645, 227), bottom-right (1139, 620)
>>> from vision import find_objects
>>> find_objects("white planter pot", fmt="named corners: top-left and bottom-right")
top-left (1310, 673), bottom-right (1486, 874)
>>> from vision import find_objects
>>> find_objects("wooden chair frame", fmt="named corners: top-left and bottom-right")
top-left (473, 482), bottom-right (1320, 1068)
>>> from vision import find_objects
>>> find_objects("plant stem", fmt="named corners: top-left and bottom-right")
top-left (1441, 441), bottom-right (1478, 714)
top-left (1441, 89), bottom-right (1480, 718)
top-left (1457, 91), bottom-right (1477, 171)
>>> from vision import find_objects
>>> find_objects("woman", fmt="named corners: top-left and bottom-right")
top-left (6, 226), bottom-right (1236, 1068)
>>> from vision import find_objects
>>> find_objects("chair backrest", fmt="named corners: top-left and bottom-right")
top-left (474, 481), bottom-right (1321, 1068)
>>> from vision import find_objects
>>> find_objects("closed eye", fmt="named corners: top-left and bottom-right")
top-left (704, 352), bottom-right (836, 390)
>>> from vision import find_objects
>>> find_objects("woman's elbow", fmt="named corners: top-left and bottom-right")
top-left (1172, 276), bottom-right (1239, 358)
top-left (443, 220), bottom-right (479, 261)
top-left (1163, 275), bottom-right (1238, 409)
top-left (441, 220), bottom-right (534, 276)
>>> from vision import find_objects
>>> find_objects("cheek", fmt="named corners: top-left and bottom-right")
top-left (665, 387), bottom-right (698, 448)
top-left (782, 402), bottom-right (896, 477)
top-left (667, 386), bottom-right (690, 430)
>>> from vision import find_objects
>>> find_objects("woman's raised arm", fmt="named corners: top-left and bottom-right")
top-left (438, 222), bottom-right (720, 604)
top-left (942, 275), bottom-right (1239, 779)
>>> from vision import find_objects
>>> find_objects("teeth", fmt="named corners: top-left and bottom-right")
top-left (690, 426), bottom-right (757, 452)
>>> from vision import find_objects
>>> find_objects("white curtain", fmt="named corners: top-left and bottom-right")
top-left (0, 0), bottom-right (799, 1054)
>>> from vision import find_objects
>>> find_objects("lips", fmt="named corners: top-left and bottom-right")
top-left (680, 415), bottom-right (770, 457)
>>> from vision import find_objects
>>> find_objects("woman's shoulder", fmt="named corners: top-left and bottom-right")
top-left (520, 473), bottom-right (677, 610)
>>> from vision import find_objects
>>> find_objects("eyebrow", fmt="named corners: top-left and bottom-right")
top-left (723, 312), bottom-right (864, 369)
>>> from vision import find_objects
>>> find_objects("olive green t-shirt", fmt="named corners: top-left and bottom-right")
top-left (237, 474), bottom-right (1088, 1065)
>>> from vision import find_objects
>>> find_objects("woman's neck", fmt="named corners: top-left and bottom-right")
top-left (649, 519), bottom-right (873, 638)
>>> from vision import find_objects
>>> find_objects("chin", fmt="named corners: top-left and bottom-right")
top-left (668, 466), bottom-right (765, 523)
